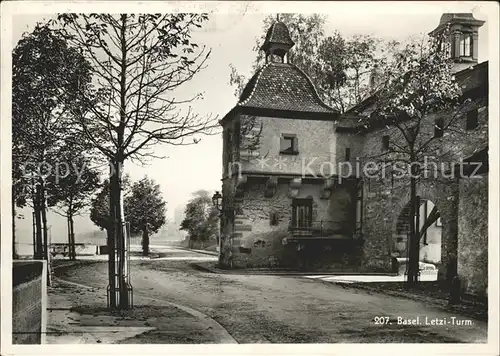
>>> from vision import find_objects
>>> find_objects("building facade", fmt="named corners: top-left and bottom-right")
top-left (218, 14), bottom-right (488, 296)
top-left (339, 13), bottom-right (488, 296)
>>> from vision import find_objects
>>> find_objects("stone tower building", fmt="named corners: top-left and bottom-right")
top-left (219, 21), bottom-right (365, 269)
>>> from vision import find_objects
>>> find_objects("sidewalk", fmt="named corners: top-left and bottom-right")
top-left (46, 278), bottom-right (235, 344)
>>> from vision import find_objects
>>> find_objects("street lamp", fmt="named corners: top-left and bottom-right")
top-left (212, 191), bottom-right (224, 257)
top-left (212, 191), bottom-right (223, 216)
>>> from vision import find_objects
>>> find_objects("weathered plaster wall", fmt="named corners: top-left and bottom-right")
top-left (241, 115), bottom-right (337, 176)
top-left (458, 174), bottom-right (488, 296)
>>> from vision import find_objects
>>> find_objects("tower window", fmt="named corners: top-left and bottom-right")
top-left (434, 118), bottom-right (444, 138)
top-left (460, 34), bottom-right (472, 57)
top-left (345, 147), bottom-right (351, 161)
top-left (466, 108), bottom-right (479, 130)
top-left (382, 135), bottom-right (390, 151)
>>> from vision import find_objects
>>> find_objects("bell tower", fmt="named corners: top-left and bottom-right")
top-left (260, 18), bottom-right (295, 64)
top-left (429, 13), bottom-right (485, 73)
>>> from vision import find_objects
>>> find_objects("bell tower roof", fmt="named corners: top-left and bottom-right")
top-left (260, 21), bottom-right (295, 62)
top-left (429, 13), bottom-right (485, 37)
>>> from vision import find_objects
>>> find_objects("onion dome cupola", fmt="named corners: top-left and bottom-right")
top-left (260, 20), bottom-right (295, 64)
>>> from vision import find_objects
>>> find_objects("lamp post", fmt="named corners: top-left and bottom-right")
top-left (212, 191), bottom-right (223, 260)
top-left (212, 191), bottom-right (223, 217)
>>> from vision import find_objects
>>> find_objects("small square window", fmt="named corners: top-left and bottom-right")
top-left (466, 109), bottom-right (478, 130)
top-left (280, 134), bottom-right (298, 155)
top-left (434, 118), bottom-right (444, 138)
top-left (382, 135), bottom-right (390, 151)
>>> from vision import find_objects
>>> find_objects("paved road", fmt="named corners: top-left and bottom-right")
top-left (54, 247), bottom-right (487, 343)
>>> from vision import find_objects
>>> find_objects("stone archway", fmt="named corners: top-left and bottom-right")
top-left (392, 200), bottom-right (443, 273)
top-left (390, 182), bottom-right (459, 281)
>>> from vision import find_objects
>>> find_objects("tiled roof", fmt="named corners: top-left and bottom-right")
top-left (260, 22), bottom-right (294, 51)
top-left (338, 61), bottom-right (488, 131)
top-left (237, 62), bottom-right (337, 114)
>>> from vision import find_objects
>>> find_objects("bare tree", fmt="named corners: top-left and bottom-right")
top-left (55, 14), bottom-right (218, 309)
top-left (12, 24), bottom-right (94, 275)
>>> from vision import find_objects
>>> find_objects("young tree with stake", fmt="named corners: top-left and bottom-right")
top-left (55, 14), bottom-right (218, 308)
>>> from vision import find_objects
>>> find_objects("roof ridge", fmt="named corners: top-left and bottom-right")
top-left (238, 62), bottom-right (271, 106)
top-left (290, 63), bottom-right (336, 112)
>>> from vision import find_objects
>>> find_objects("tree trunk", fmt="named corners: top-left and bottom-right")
top-left (110, 158), bottom-right (128, 309)
top-left (69, 214), bottom-right (76, 260)
top-left (32, 210), bottom-right (36, 258)
top-left (34, 186), bottom-right (43, 260)
top-left (109, 14), bottom-right (131, 310)
top-left (67, 215), bottom-right (71, 259)
top-left (108, 162), bottom-right (117, 309)
top-left (39, 185), bottom-right (52, 286)
top-left (40, 185), bottom-right (49, 261)
top-left (406, 173), bottom-right (420, 285)
top-left (12, 196), bottom-right (18, 259)
top-left (142, 225), bottom-right (149, 257)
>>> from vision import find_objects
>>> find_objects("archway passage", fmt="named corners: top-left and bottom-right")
top-left (393, 199), bottom-right (442, 277)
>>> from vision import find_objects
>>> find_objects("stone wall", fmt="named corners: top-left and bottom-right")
top-left (458, 173), bottom-right (488, 296)
top-left (357, 152), bottom-right (460, 276)
top-left (222, 177), bottom-right (356, 269)
top-left (337, 62), bottom-right (488, 278)
top-left (12, 260), bottom-right (47, 344)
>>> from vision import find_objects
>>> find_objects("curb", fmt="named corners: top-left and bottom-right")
top-left (191, 262), bottom-right (399, 276)
top-left (53, 277), bottom-right (237, 344)
top-left (174, 247), bottom-right (219, 257)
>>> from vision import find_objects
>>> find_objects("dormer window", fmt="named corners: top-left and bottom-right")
top-left (460, 33), bottom-right (472, 57)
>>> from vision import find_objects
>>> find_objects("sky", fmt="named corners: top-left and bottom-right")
top-left (7, 2), bottom-right (492, 248)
